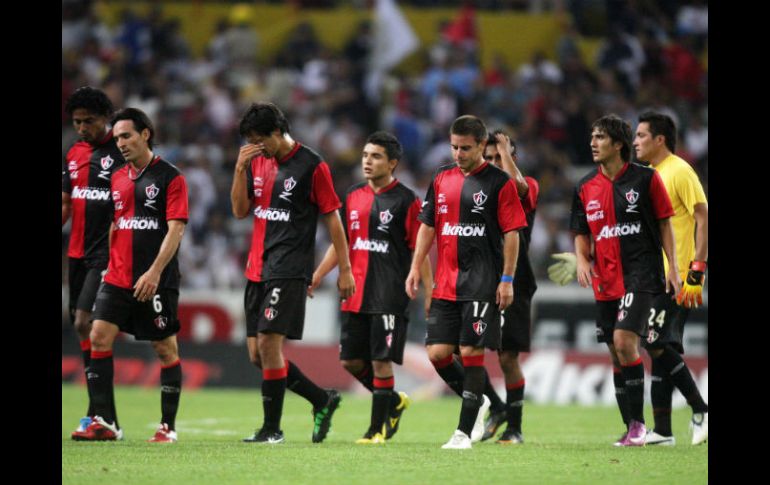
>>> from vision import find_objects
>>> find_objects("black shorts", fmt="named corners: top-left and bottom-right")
top-left (339, 312), bottom-right (408, 365)
top-left (68, 257), bottom-right (107, 324)
top-left (643, 293), bottom-right (689, 354)
top-left (245, 279), bottom-right (306, 339)
top-left (500, 293), bottom-right (532, 353)
top-left (425, 298), bottom-right (501, 350)
top-left (595, 292), bottom-right (653, 344)
top-left (91, 282), bottom-right (180, 341)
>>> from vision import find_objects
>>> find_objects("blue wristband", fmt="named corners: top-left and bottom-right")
top-left (500, 275), bottom-right (514, 283)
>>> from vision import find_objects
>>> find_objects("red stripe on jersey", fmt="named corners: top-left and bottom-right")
top-left (506, 378), bottom-right (525, 390)
top-left (65, 143), bottom-right (93, 259)
top-left (166, 175), bottom-right (189, 222)
top-left (461, 355), bottom-right (484, 367)
top-left (341, 186), bottom-right (374, 312)
top-left (405, 197), bottom-right (422, 251)
top-left (649, 170), bottom-right (675, 219)
top-left (263, 366), bottom-right (288, 380)
top-left (497, 179), bottom-right (527, 233)
top-left (245, 156), bottom-right (278, 282)
top-left (310, 161), bottom-right (342, 215)
top-left (373, 376), bottom-right (395, 388)
top-left (105, 166), bottom-right (135, 289)
top-left (432, 169), bottom-right (463, 300)
top-left (522, 177), bottom-right (539, 214)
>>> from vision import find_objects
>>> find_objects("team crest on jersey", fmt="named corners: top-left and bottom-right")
top-left (264, 307), bottom-right (278, 321)
top-left (279, 177), bottom-right (297, 202)
top-left (98, 155), bottom-right (115, 180)
top-left (154, 316), bottom-right (167, 330)
top-left (647, 329), bottom-right (659, 344)
top-left (472, 190), bottom-right (487, 213)
top-left (625, 189), bottom-right (639, 213)
top-left (377, 209), bottom-right (393, 232)
top-left (144, 183), bottom-right (159, 210)
top-left (472, 320), bottom-right (487, 336)
top-left (617, 310), bottom-right (628, 322)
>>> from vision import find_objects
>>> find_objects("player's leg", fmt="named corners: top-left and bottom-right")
top-left (496, 350), bottom-right (525, 444)
top-left (340, 312), bottom-right (374, 392)
top-left (81, 318), bottom-right (121, 440)
top-left (257, 331), bottom-right (288, 436)
top-left (149, 335), bottom-right (182, 443)
top-left (377, 313), bottom-right (411, 440)
top-left (356, 359), bottom-right (393, 443)
top-left (426, 299), bottom-right (464, 396)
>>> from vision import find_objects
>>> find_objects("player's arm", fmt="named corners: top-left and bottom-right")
top-left (693, 202), bottom-right (708, 262)
top-left (322, 211), bottom-right (355, 300)
top-left (496, 229), bottom-right (519, 311)
top-left (678, 202), bottom-right (708, 308)
top-left (659, 217), bottom-right (680, 297)
top-left (419, 255), bottom-right (433, 317)
top-left (231, 144), bottom-right (262, 219)
top-left (308, 244), bottom-right (338, 298)
top-left (494, 133), bottom-right (528, 196)
top-left (133, 220), bottom-right (186, 302)
top-left (575, 234), bottom-right (593, 288)
top-left (62, 192), bottom-right (72, 226)
top-left (406, 223), bottom-right (435, 299)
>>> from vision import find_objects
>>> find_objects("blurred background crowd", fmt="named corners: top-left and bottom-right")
top-left (62, 0), bottom-right (708, 292)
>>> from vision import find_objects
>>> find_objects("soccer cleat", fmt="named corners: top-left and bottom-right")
top-left (70, 417), bottom-right (92, 440)
top-left (148, 423), bottom-right (178, 443)
top-left (312, 389), bottom-right (342, 443)
top-left (441, 430), bottom-right (472, 449)
top-left (74, 415), bottom-right (119, 441)
top-left (645, 430), bottom-right (676, 446)
top-left (470, 395), bottom-right (491, 443)
top-left (383, 391), bottom-right (411, 440)
top-left (613, 429), bottom-right (629, 447)
top-left (355, 430), bottom-right (385, 444)
top-left (496, 427), bottom-right (524, 445)
top-left (243, 428), bottom-right (285, 444)
top-left (616, 420), bottom-right (646, 446)
top-left (481, 409), bottom-right (507, 441)
top-left (690, 412), bottom-right (708, 445)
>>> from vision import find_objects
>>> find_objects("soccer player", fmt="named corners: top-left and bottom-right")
top-left (634, 111), bottom-right (709, 445)
top-left (231, 102), bottom-right (355, 444)
top-left (571, 114), bottom-right (679, 446)
top-left (310, 131), bottom-right (433, 444)
top-left (79, 107), bottom-right (189, 443)
top-left (406, 115), bottom-right (527, 449)
top-left (479, 131), bottom-right (539, 445)
top-left (62, 87), bottom-right (126, 439)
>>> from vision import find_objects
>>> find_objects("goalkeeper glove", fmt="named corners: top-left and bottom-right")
top-left (676, 261), bottom-right (706, 308)
top-left (547, 252), bottom-right (577, 286)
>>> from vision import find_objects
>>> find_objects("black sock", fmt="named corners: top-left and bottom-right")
top-left (483, 368), bottom-right (505, 413)
top-left (286, 360), bottom-right (328, 409)
top-left (80, 340), bottom-right (94, 417)
top-left (621, 359), bottom-right (646, 424)
top-left (371, 376), bottom-right (394, 434)
top-left (262, 367), bottom-right (287, 432)
top-left (656, 346), bottom-right (708, 414)
top-left (651, 357), bottom-right (674, 436)
top-left (613, 367), bottom-right (631, 428)
top-left (458, 360), bottom-right (485, 436)
top-left (86, 351), bottom-right (116, 425)
top-left (160, 360), bottom-right (182, 431)
top-left (351, 362), bottom-right (374, 392)
top-left (430, 355), bottom-right (465, 397)
top-left (506, 379), bottom-right (525, 431)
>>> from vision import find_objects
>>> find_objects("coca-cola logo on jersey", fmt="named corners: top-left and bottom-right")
top-left (68, 160), bottom-right (78, 180)
top-left (350, 210), bottom-right (360, 230)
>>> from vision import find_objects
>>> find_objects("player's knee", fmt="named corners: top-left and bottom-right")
top-left (647, 347), bottom-right (664, 359)
top-left (248, 350), bottom-right (262, 368)
top-left (498, 351), bottom-right (518, 372)
top-left (426, 347), bottom-right (451, 363)
top-left (341, 359), bottom-right (363, 375)
top-left (89, 329), bottom-right (111, 351)
top-left (151, 340), bottom-right (178, 364)
top-left (73, 318), bottom-right (92, 339)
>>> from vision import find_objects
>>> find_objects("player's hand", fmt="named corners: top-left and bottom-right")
top-left (236, 144), bottom-right (263, 172)
top-left (307, 271), bottom-right (322, 299)
top-left (337, 268), bottom-right (355, 301)
top-left (576, 258), bottom-right (594, 288)
top-left (547, 252), bottom-right (577, 286)
top-left (665, 264), bottom-right (681, 298)
top-left (496, 281), bottom-right (514, 311)
top-left (494, 133), bottom-right (512, 154)
top-left (133, 269), bottom-right (161, 302)
top-left (677, 261), bottom-right (706, 308)
top-left (405, 267), bottom-right (421, 299)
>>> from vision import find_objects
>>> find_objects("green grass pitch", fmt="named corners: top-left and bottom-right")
top-left (62, 384), bottom-right (707, 485)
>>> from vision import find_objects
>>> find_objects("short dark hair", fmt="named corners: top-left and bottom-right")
top-left (450, 115), bottom-right (488, 144)
top-left (112, 107), bottom-right (156, 149)
top-left (366, 131), bottom-right (402, 161)
top-left (486, 130), bottom-right (517, 157)
top-left (592, 114), bottom-right (632, 162)
top-left (638, 111), bottom-right (677, 152)
top-left (65, 86), bottom-right (114, 118)
top-left (239, 102), bottom-right (291, 137)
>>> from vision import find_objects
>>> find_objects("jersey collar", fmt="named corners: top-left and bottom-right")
top-left (369, 178), bottom-right (399, 194)
top-left (278, 142), bottom-right (301, 164)
top-left (463, 160), bottom-right (489, 177)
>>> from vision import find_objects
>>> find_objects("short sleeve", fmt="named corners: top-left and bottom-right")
top-left (649, 170), bottom-right (675, 219)
top-left (497, 179), bottom-right (527, 233)
top-left (62, 158), bottom-right (71, 194)
top-left (675, 167), bottom-right (707, 215)
top-left (521, 176), bottom-right (539, 214)
top-left (310, 161), bottom-right (342, 214)
top-left (570, 185), bottom-right (589, 234)
top-left (166, 174), bottom-right (189, 222)
top-left (405, 196), bottom-right (422, 250)
top-left (417, 176), bottom-right (436, 227)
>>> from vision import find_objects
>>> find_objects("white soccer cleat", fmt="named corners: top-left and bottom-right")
top-left (441, 430), bottom-right (472, 449)
top-left (690, 412), bottom-right (708, 445)
top-left (470, 395), bottom-right (491, 443)
top-left (645, 430), bottom-right (675, 446)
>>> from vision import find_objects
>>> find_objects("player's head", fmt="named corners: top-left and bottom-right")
top-left (590, 114), bottom-right (632, 164)
top-left (362, 131), bottom-right (401, 181)
top-left (111, 107), bottom-right (155, 162)
top-left (634, 111), bottom-right (676, 163)
top-left (484, 130), bottom-right (517, 169)
top-left (449, 115), bottom-right (488, 172)
top-left (239, 102), bottom-right (292, 158)
top-left (65, 86), bottom-right (114, 144)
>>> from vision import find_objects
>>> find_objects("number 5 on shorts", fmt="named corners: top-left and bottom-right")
top-left (270, 287), bottom-right (281, 305)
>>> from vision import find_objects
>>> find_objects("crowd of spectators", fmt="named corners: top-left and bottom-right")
top-left (62, 0), bottom-right (708, 291)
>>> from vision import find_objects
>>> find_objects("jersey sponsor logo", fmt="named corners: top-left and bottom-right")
top-left (98, 155), bottom-right (115, 180)
top-left (472, 319), bottom-right (487, 336)
top-left (68, 160), bottom-right (78, 171)
top-left (586, 200), bottom-right (601, 211)
top-left (438, 205), bottom-right (448, 214)
top-left (71, 186), bottom-right (111, 201)
top-left (595, 222), bottom-right (641, 241)
top-left (352, 237), bottom-right (389, 253)
top-left (264, 307), bottom-right (277, 320)
top-left (377, 209), bottom-right (393, 233)
top-left (441, 222), bottom-right (486, 237)
top-left (625, 189), bottom-right (639, 213)
top-left (116, 216), bottom-right (160, 230)
top-left (254, 206), bottom-right (291, 222)
top-left (350, 210), bottom-right (360, 230)
top-left (587, 210), bottom-right (604, 222)
top-left (145, 183), bottom-right (159, 210)
top-left (279, 176), bottom-right (297, 202)
top-left (154, 316), bottom-right (168, 330)
top-left (438, 193), bottom-right (446, 204)
top-left (472, 190), bottom-right (488, 213)
top-left (254, 176), bottom-right (264, 187)
top-left (112, 190), bottom-right (124, 210)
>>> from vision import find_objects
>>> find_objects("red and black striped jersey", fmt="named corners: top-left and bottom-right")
top-left (340, 179), bottom-right (422, 314)
top-left (62, 130), bottom-right (125, 266)
top-left (419, 162), bottom-right (527, 301)
top-left (514, 176), bottom-right (539, 295)
top-left (243, 142), bottom-right (341, 282)
top-left (104, 157), bottom-right (189, 290)
top-left (570, 162), bottom-right (674, 301)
